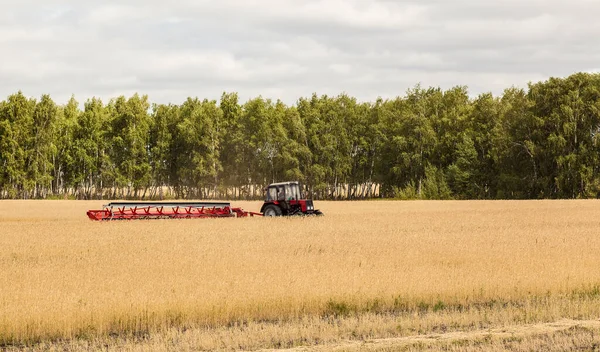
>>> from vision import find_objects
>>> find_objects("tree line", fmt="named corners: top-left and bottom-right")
top-left (1, 72), bottom-right (600, 200)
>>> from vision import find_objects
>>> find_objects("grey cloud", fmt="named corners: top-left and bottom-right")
top-left (1, 0), bottom-right (598, 105)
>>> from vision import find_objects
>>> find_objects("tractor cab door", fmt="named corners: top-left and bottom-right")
top-left (288, 183), bottom-right (301, 201)
top-left (274, 186), bottom-right (291, 213)
top-left (279, 187), bottom-right (291, 214)
top-left (276, 186), bottom-right (285, 201)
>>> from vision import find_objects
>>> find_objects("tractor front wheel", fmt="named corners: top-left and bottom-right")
top-left (263, 204), bottom-right (282, 217)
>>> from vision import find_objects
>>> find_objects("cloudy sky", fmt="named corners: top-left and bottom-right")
top-left (1, 0), bottom-right (599, 105)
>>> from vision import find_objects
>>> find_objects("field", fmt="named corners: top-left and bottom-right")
top-left (1, 200), bottom-right (600, 351)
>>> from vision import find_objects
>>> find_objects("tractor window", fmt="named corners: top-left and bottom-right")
top-left (289, 184), bottom-right (300, 200)
top-left (266, 187), bottom-right (277, 201)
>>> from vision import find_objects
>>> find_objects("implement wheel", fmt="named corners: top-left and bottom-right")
top-left (263, 205), bottom-right (282, 217)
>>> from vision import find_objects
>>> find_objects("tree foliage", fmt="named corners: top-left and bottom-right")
top-left (2, 73), bottom-right (600, 200)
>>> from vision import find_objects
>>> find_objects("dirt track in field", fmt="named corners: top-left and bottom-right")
top-left (260, 319), bottom-right (600, 351)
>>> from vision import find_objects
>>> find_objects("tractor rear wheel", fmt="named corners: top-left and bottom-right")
top-left (263, 204), bottom-right (282, 217)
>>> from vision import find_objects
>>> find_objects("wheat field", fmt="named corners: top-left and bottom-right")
top-left (1, 200), bottom-right (600, 350)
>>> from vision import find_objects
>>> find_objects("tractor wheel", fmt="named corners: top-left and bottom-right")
top-left (263, 204), bottom-right (282, 217)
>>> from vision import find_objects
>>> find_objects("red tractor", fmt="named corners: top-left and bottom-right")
top-left (260, 181), bottom-right (323, 217)
top-left (86, 181), bottom-right (323, 221)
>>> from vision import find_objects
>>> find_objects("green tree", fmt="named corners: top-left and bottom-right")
top-left (378, 87), bottom-right (437, 198)
top-left (149, 103), bottom-right (178, 199)
top-left (528, 73), bottom-right (600, 198)
top-left (177, 98), bottom-right (222, 198)
top-left (70, 98), bottom-right (108, 199)
top-left (494, 87), bottom-right (542, 198)
top-left (52, 96), bottom-right (78, 196)
top-left (0, 92), bottom-right (35, 198)
top-left (447, 93), bottom-right (501, 199)
top-left (298, 94), bottom-right (353, 199)
top-left (219, 92), bottom-right (245, 198)
top-left (280, 105), bottom-right (312, 185)
top-left (106, 94), bottom-right (152, 198)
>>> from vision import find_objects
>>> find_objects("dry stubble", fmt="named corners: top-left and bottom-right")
top-left (1, 199), bottom-right (600, 350)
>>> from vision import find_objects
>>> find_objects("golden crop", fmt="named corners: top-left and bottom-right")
top-left (1, 200), bottom-right (600, 349)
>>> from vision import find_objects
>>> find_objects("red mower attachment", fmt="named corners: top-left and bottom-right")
top-left (86, 202), bottom-right (262, 221)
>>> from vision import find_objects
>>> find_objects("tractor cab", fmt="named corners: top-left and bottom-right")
top-left (265, 182), bottom-right (301, 202)
top-left (261, 181), bottom-right (323, 217)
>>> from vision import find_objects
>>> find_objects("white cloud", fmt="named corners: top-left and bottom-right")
top-left (86, 4), bottom-right (148, 24)
top-left (330, 64), bottom-right (352, 75)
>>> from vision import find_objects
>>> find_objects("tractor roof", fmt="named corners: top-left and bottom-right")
top-left (268, 181), bottom-right (299, 187)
